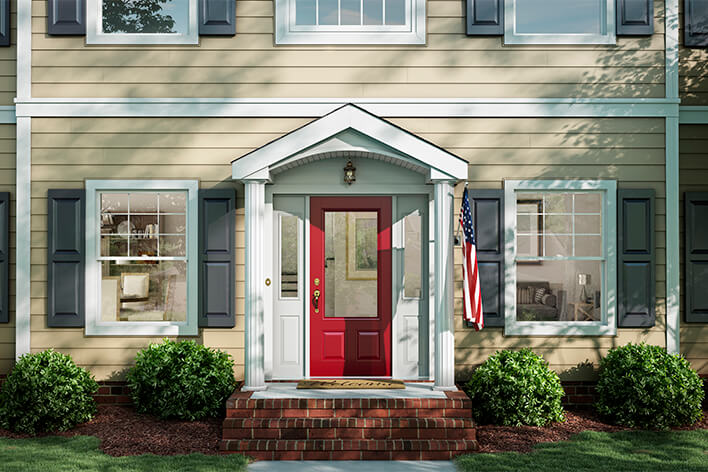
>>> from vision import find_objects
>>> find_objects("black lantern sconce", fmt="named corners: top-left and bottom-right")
top-left (343, 160), bottom-right (356, 185)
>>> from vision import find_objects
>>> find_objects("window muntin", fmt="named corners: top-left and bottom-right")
top-left (98, 191), bottom-right (187, 323)
top-left (515, 191), bottom-right (603, 323)
top-left (504, 180), bottom-right (617, 336)
top-left (86, 180), bottom-right (198, 336)
top-left (87, 0), bottom-right (198, 44)
top-left (276, 0), bottom-right (425, 44)
top-left (504, 0), bottom-right (615, 44)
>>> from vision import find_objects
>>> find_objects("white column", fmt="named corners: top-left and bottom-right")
top-left (433, 180), bottom-right (456, 391)
top-left (243, 180), bottom-right (268, 391)
top-left (15, 117), bottom-right (30, 358)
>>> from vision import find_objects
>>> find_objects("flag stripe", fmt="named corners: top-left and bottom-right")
top-left (460, 188), bottom-right (484, 331)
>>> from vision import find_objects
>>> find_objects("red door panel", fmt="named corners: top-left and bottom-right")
top-left (309, 196), bottom-right (392, 377)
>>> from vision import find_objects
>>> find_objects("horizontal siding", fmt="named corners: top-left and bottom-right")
top-left (29, 117), bottom-right (665, 381)
top-left (30, 0), bottom-right (665, 99)
top-left (679, 124), bottom-right (708, 373)
top-left (0, 4), bottom-right (16, 107)
top-left (679, 0), bottom-right (708, 104)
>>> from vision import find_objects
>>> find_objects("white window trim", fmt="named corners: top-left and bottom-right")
top-left (85, 180), bottom-right (199, 336)
top-left (274, 0), bottom-right (426, 44)
top-left (86, 0), bottom-right (199, 45)
top-left (504, 180), bottom-right (617, 336)
top-left (504, 0), bottom-right (616, 45)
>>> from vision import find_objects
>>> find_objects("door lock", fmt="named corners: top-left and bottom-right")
top-left (312, 289), bottom-right (321, 313)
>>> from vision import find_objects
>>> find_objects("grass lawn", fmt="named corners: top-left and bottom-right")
top-left (0, 435), bottom-right (249, 472)
top-left (456, 430), bottom-right (708, 472)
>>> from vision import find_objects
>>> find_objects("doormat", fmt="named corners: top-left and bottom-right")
top-left (296, 379), bottom-right (405, 389)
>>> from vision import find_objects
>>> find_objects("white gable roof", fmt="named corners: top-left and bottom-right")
top-left (231, 104), bottom-right (467, 181)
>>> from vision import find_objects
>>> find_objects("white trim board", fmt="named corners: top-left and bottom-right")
top-left (15, 98), bottom-right (680, 119)
top-left (679, 107), bottom-right (708, 124)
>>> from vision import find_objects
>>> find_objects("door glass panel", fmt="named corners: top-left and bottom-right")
top-left (280, 214), bottom-right (299, 298)
top-left (403, 213), bottom-right (422, 298)
top-left (324, 211), bottom-right (378, 318)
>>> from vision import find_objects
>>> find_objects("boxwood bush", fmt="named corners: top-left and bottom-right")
top-left (127, 339), bottom-right (236, 420)
top-left (596, 343), bottom-right (703, 429)
top-left (0, 350), bottom-right (98, 434)
top-left (465, 349), bottom-right (565, 426)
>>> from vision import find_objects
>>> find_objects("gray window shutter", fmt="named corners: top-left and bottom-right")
top-left (617, 189), bottom-right (655, 327)
top-left (685, 192), bottom-right (708, 322)
top-left (467, 189), bottom-right (504, 327)
top-left (0, 0), bottom-right (10, 46)
top-left (47, 189), bottom-right (85, 327)
top-left (199, 0), bottom-right (236, 36)
top-left (0, 192), bottom-right (9, 323)
top-left (199, 188), bottom-right (236, 328)
top-left (616, 0), bottom-right (653, 35)
top-left (686, 0), bottom-right (708, 47)
top-left (466, 0), bottom-right (503, 36)
top-left (48, 0), bottom-right (86, 35)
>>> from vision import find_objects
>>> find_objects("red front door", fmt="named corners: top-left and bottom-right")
top-left (309, 197), bottom-right (392, 377)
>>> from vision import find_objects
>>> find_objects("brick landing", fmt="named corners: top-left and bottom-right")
top-left (220, 389), bottom-right (477, 460)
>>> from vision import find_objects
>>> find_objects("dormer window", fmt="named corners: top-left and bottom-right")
top-left (275, 0), bottom-right (425, 44)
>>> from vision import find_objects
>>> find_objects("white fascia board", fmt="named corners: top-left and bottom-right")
top-left (232, 104), bottom-right (467, 181)
top-left (15, 98), bottom-right (680, 119)
top-left (679, 107), bottom-right (708, 124)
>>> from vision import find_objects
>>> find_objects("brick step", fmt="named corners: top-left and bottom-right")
top-left (227, 398), bottom-right (471, 410)
top-left (224, 417), bottom-right (475, 429)
top-left (220, 438), bottom-right (478, 454)
top-left (224, 426), bottom-right (477, 440)
top-left (226, 450), bottom-right (471, 461)
top-left (226, 407), bottom-right (472, 419)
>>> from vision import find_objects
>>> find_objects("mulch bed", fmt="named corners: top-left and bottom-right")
top-left (0, 405), bottom-right (223, 456)
top-left (0, 405), bottom-right (706, 457)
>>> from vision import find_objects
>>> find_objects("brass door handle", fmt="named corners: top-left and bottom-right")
top-left (312, 289), bottom-right (321, 313)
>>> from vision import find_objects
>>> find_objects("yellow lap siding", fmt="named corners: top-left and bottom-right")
top-left (30, 0), bottom-right (665, 100)
top-left (29, 117), bottom-right (665, 381)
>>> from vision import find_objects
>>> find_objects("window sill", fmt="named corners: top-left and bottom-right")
top-left (85, 320), bottom-right (198, 336)
top-left (503, 321), bottom-right (617, 336)
top-left (86, 33), bottom-right (199, 45)
top-left (275, 30), bottom-right (426, 45)
top-left (503, 34), bottom-right (617, 45)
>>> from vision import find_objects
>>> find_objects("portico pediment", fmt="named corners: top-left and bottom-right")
top-left (231, 104), bottom-right (467, 183)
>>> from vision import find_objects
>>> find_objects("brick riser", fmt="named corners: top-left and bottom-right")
top-left (221, 390), bottom-right (477, 460)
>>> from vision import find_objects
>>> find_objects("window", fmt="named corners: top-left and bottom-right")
top-left (85, 180), bottom-right (199, 336)
top-left (87, 0), bottom-right (198, 44)
top-left (504, 0), bottom-right (616, 44)
top-left (275, 0), bottom-right (425, 44)
top-left (504, 180), bottom-right (617, 336)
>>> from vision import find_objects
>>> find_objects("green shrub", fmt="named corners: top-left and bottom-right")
top-left (0, 350), bottom-right (98, 434)
top-left (465, 349), bottom-right (565, 426)
top-left (127, 339), bottom-right (236, 420)
top-left (596, 343), bottom-right (703, 429)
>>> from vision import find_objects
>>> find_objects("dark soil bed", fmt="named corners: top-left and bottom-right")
top-left (0, 405), bottom-right (223, 456)
top-left (0, 405), bottom-right (707, 457)
top-left (477, 409), bottom-right (708, 454)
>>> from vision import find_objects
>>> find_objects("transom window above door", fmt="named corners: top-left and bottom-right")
top-left (87, 0), bottom-right (199, 44)
top-left (275, 0), bottom-right (425, 44)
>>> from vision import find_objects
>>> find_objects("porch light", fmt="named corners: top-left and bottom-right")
top-left (343, 160), bottom-right (356, 185)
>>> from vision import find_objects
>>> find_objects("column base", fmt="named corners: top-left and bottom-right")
top-left (242, 385), bottom-right (268, 392)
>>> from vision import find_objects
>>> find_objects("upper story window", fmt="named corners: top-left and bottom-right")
top-left (504, 0), bottom-right (616, 44)
top-left (87, 0), bottom-right (198, 44)
top-left (275, 0), bottom-right (425, 44)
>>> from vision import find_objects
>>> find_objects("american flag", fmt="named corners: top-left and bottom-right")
top-left (460, 188), bottom-right (484, 330)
